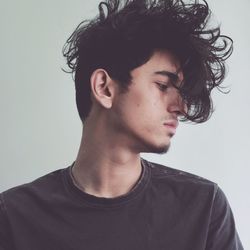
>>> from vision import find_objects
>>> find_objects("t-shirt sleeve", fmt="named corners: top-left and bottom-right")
top-left (0, 194), bottom-right (13, 250)
top-left (205, 185), bottom-right (244, 250)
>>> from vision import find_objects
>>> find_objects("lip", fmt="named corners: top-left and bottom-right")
top-left (163, 120), bottom-right (179, 134)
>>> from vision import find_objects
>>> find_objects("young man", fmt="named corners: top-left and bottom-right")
top-left (0, 0), bottom-right (244, 249)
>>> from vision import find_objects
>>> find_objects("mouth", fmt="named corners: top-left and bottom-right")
top-left (163, 120), bottom-right (178, 135)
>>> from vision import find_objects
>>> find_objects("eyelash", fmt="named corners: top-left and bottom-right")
top-left (155, 82), bottom-right (170, 92)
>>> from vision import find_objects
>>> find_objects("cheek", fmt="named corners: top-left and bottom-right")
top-left (133, 90), bottom-right (162, 120)
top-left (113, 86), bottom-right (162, 129)
top-left (111, 93), bottom-right (142, 128)
top-left (135, 100), bottom-right (162, 133)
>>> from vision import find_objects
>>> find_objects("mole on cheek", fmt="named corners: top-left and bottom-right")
top-left (152, 101), bottom-right (157, 107)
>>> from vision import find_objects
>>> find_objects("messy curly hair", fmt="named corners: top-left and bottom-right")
top-left (62, 0), bottom-right (233, 123)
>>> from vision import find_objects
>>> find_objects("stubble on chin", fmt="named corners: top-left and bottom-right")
top-left (156, 143), bottom-right (171, 155)
top-left (142, 140), bottom-right (171, 155)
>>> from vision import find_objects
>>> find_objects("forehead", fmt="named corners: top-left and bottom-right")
top-left (131, 49), bottom-right (183, 83)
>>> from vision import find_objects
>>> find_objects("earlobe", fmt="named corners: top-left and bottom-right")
top-left (90, 69), bottom-right (114, 109)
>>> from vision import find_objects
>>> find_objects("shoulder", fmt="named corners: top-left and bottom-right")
top-left (0, 166), bottom-right (71, 249)
top-left (143, 158), bottom-right (218, 199)
top-left (145, 158), bottom-right (217, 185)
top-left (0, 167), bottom-right (69, 206)
top-left (143, 159), bottom-right (244, 248)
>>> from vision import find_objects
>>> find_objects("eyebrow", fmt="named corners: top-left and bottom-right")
top-left (153, 70), bottom-right (179, 83)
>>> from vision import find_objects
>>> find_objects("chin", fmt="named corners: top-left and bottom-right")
top-left (154, 143), bottom-right (171, 155)
top-left (141, 140), bottom-right (171, 155)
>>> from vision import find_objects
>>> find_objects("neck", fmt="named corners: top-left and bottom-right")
top-left (71, 125), bottom-right (143, 198)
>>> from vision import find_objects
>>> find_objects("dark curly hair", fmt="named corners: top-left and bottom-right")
top-left (62, 0), bottom-right (233, 123)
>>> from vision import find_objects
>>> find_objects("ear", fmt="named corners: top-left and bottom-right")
top-left (90, 69), bottom-right (116, 109)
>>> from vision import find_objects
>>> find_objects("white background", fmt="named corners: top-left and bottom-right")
top-left (0, 0), bottom-right (249, 248)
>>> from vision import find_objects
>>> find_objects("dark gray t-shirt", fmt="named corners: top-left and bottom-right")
top-left (0, 158), bottom-right (243, 250)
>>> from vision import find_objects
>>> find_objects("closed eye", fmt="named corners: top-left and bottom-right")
top-left (155, 82), bottom-right (170, 92)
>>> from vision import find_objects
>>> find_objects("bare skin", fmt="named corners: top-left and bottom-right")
top-left (72, 49), bottom-right (186, 198)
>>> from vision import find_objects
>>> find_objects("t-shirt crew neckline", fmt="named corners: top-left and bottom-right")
top-left (63, 157), bottom-right (151, 208)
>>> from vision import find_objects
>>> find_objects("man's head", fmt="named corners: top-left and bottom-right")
top-left (80, 49), bottom-right (184, 154)
top-left (63, 0), bottom-right (232, 125)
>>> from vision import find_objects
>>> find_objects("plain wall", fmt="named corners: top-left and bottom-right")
top-left (0, 0), bottom-right (249, 248)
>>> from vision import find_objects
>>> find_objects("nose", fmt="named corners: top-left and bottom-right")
top-left (167, 88), bottom-right (187, 117)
